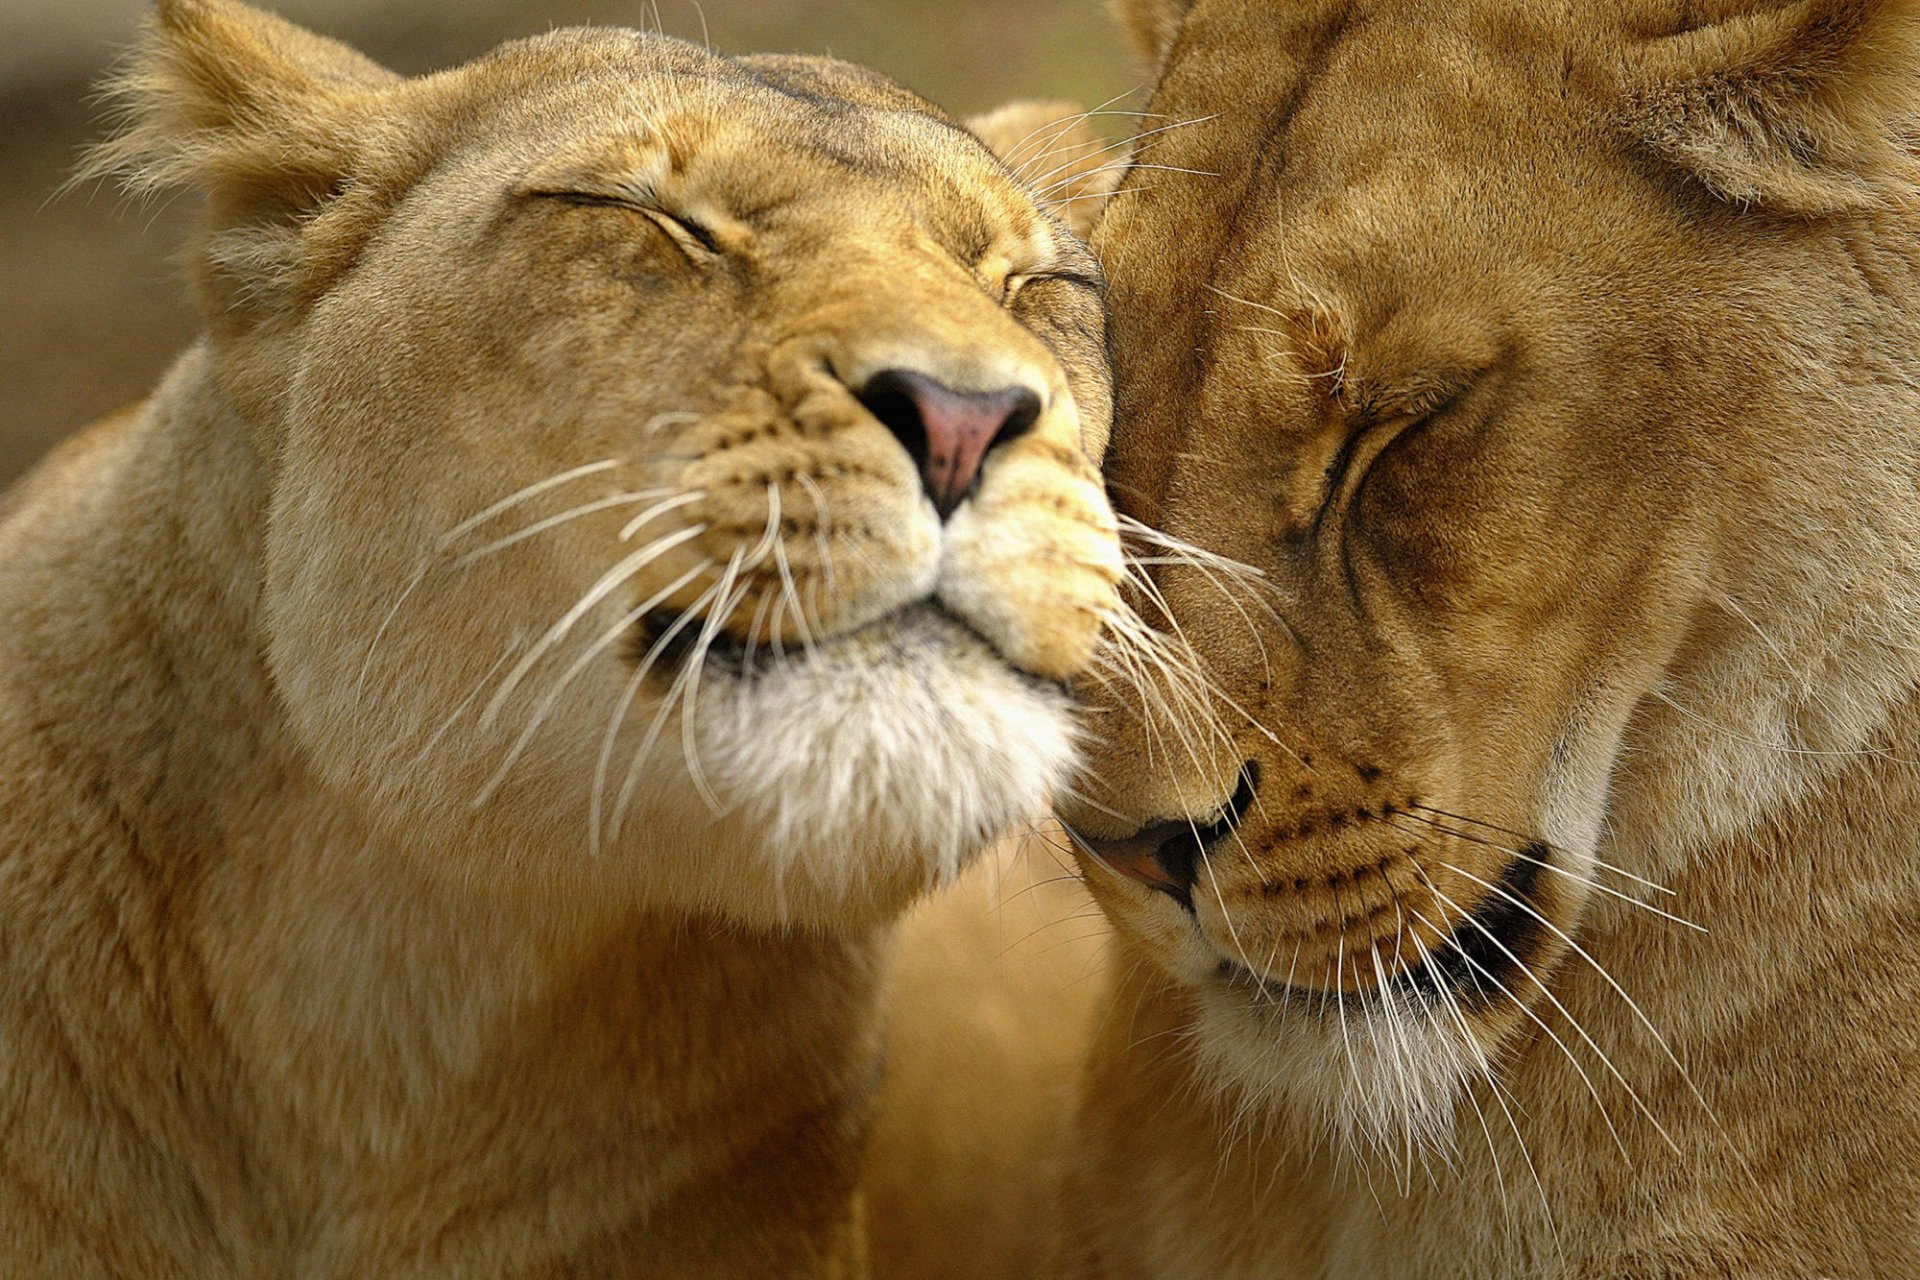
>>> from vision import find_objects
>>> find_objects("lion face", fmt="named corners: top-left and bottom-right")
top-left (102, 2), bottom-right (1121, 929)
top-left (1068, 0), bottom-right (1920, 1148)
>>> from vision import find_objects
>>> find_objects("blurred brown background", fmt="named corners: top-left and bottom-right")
top-left (0, 0), bottom-right (1136, 487)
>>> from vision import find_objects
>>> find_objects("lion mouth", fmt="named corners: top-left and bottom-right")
top-left (632, 597), bottom-right (1055, 687)
top-left (1216, 848), bottom-right (1551, 1014)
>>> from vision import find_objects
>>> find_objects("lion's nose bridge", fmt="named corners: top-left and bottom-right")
top-left (802, 242), bottom-right (1056, 394)
top-left (1080, 548), bottom-right (1304, 803)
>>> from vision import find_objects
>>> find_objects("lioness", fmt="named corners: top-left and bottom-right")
top-left (0, 1), bottom-right (1124, 1274)
top-left (1058, 0), bottom-right (1920, 1275)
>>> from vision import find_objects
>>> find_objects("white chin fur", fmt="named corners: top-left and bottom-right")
top-left (1188, 983), bottom-right (1486, 1174)
top-left (628, 605), bottom-right (1077, 928)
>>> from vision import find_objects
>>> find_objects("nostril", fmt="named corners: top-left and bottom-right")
top-left (1198, 761), bottom-right (1261, 844)
top-left (1074, 821), bottom-right (1202, 912)
top-left (1151, 829), bottom-right (1203, 905)
top-left (1075, 762), bottom-right (1260, 913)
top-left (856, 370), bottom-right (930, 475)
top-left (854, 367), bottom-right (1042, 519)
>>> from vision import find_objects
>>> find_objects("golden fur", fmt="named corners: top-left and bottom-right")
top-left (0, 1), bottom-right (1124, 1274)
top-left (1056, 0), bottom-right (1920, 1275)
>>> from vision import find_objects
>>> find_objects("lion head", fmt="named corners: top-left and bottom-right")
top-left (1067, 0), bottom-right (1920, 1153)
top-left (90, 0), bottom-right (1124, 931)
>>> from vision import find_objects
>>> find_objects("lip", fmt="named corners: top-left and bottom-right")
top-left (632, 596), bottom-right (1062, 689)
top-left (1067, 762), bottom-right (1261, 913)
top-left (1205, 848), bottom-right (1550, 1013)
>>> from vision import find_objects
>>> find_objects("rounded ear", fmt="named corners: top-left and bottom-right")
top-left (1619, 0), bottom-right (1920, 214)
top-left (1110, 0), bottom-right (1192, 65)
top-left (83, 0), bottom-right (397, 205)
top-left (967, 100), bottom-right (1126, 239)
top-left (78, 0), bottom-right (404, 321)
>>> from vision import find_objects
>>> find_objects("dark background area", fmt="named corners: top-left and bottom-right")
top-left (0, 0), bottom-right (1136, 486)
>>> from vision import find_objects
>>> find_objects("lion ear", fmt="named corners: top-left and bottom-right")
top-left (1620, 0), bottom-right (1920, 214)
top-left (1110, 0), bottom-right (1191, 64)
top-left (81, 0), bottom-right (402, 316)
top-left (968, 100), bottom-right (1125, 239)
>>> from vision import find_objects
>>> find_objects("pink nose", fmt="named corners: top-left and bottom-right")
top-left (856, 369), bottom-right (1043, 519)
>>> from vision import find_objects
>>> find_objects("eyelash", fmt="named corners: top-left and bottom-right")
top-left (1007, 271), bottom-right (1102, 300)
top-left (534, 191), bottom-right (720, 259)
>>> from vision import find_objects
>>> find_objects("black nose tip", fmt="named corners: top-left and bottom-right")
top-left (854, 368), bottom-right (1042, 519)
top-left (1075, 762), bottom-right (1260, 913)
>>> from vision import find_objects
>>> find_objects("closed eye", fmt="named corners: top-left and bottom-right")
top-left (1006, 270), bottom-right (1113, 310)
top-left (1317, 399), bottom-right (1458, 535)
top-left (531, 190), bottom-right (721, 260)
top-left (1006, 270), bottom-right (1104, 303)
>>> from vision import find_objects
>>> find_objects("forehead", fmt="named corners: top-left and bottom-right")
top-left (477, 32), bottom-right (1031, 220)
top-left (1166, 2), bottom-right (1594, 190)
top-left (1095, 0), bottom-right (1660, 461)
top-left (1108, 2), bottom-right (1630, 309)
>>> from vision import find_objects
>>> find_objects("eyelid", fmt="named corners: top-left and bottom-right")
top-left (528, 189), bottom-right (720, 258)
top-left (1006, 269), bottom-right (1104, 299)
top-left (1318, 399), bottom-right (1458, 534)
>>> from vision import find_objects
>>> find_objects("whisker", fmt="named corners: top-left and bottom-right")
top-left (1404, 901), bottom-right (1635, 1163)
top-left (474, 557), bottom-right (713, 810)
top-left (676, 545), bottom-right (756, 811)
top-left (1417, 865), bottom-right (1686, 1158)
top-left (439, 458), bottom-right (621, 546)
top-left (617, 489), bottom-right (708, 543)
top-left (1409, 803), bottom-right (1674, 897)
top-left (1390, 811), bottom-right (1706, 933)
top-left (1424, 853), bottom-right (1726, 1149)
top-left (582, 555), bottom-right (725, 854)
top-left (451, 489), bottom-right (679, 569)
top-left (609, 574), bottom-right (731, 844)
top-left (478, 523), bottom-right (708, 731)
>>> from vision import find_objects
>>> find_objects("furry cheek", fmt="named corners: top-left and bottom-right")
top-left (937, 446), bottom-right (1122, 680)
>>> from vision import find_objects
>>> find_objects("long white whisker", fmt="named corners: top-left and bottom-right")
top-left (618, 489), bottom-right (708, 542)
top-left (677, 546), bottom-right (754, 811)
top-left (610, 576), bottom-right (730, 843)
top-left (451, 489), bottom-right (678, 570)
top-left (473, 557), bottom-right (713, 809)
top-left (1392, 812), bottom-right (1706, 933)
top-left (440, 458), bottom-right (621, 546)
top-left (479, 523), bottom-right (707, 731)
top-left (1424, 853), bottom-right (1724, 1142)
top-left (1406, 902), bottom-right (1633, 1163)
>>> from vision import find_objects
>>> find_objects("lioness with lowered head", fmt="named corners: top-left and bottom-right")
top-left (0, 1), bottom-right (1124, 1274)
top-left (1059, 0), bottom-right (1920, 1275)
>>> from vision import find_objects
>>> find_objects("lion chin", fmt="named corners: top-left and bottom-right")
top-left (0, 1), bottom-right (1129, 1276)
top-left (628, 602), bottom-right (1079, 929)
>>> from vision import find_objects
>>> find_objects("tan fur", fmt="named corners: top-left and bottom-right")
top-left (1059, 1), bottom-right (1920, 1275)
top-left (865, 835), bottom-right (1107, 1280)
top-left (0, 2), bottom-right (1124, 1274)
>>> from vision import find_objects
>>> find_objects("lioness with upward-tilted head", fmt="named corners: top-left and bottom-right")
top-left (1056, 0), bottom-right (1920, 1275)
top-left (0, 1), bottom-right (1124, 1273)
